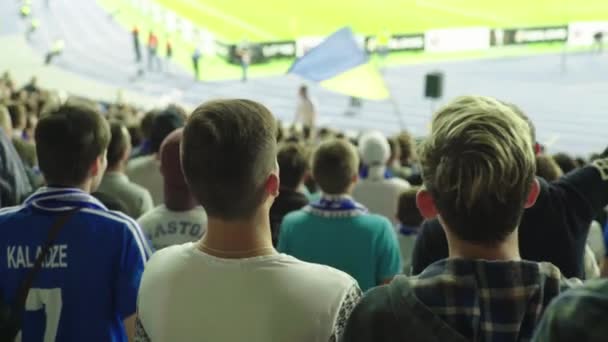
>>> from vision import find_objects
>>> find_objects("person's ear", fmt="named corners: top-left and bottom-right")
top-left (89, 154), bottom-right (105, 178)
top-left (416, 188), bottom-right (438, 219)
top-left (351, 173), bottom-right (359, 184)
top-left (524, 178), bottom-right (540, 209)
top-left (534, 143), bottom-right (541, 156)
top-left (266, 171), bottom-right (280, 197)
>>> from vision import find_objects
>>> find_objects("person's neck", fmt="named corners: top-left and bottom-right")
top-left (446, 228), bottom-right (521, 261)
top-left (106, 162), bottom-right (125, 174)
top-left (199, 210), bottom-right (276, 259)
top-left (47, 181), bottom-right (92, 194)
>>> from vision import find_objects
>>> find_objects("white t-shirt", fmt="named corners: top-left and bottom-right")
top-left (398, 233), bottom-right (417, 275)
top-left (295, 97), bottom-right (317, 128)
top-left (137, 205), bottom-right (207, 250)
top-left (136, 243), bottom-right (361, 342)
top-left (127, 155), bottom-right (163, 206)
top-left (353, 166), bottom-right (410, 225)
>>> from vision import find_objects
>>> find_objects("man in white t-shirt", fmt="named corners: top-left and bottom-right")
top-left (135, 99), bottom-right (361, 342)
top-left (127, 108), bottom-right (184, 205)
top-left (137, 128), bottom-right (207, 250)
top-left (294, 85), bottom-right (317, 133)
top-left (353, 131), bottom-right (410, 225)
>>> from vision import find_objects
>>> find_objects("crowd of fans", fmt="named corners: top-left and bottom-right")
top-left (1, 72), bottom-right (608, 341)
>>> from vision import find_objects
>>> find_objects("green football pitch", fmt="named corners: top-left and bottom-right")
top-left (154, 0), bottom-right (608, 42)
top-left (99, 0), bottom-right (608, 80)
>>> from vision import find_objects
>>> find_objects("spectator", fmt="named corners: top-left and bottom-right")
top-left (532, 279), bottom-right (608, 342)
top-left (0, 105), bottom-right (12, 137)
top-left (342, 96), bottom-right (580, 342)
top-left (396, 187), bottom-right (423, 275)
top-left (97, 121), bottom-right (153, 218)
top-left (0, 107), bottom-right (31, 207)
top-left (269, 142), bottom-right (309, 246)
top-left (137, 128), bottom-right (207, 250)
top-left (127, 108), bottom-right (184, 205)
top-left (0, 104), bottom-right (151, 341)
top-left (92, 191), bottom-right (129, 213)
top-left (553, 152), bottom-right (578, 174)
top-left (603, 227), bottom-right (608, 277)
top-left (353, 131), bottom-right (410, 225)
top-left (536, 154), bottom-right (563, 181)
top-left (7, 103), bottom-right (26, 138)
top-left (411, 105), bottom-right (608, 279)
top-left (130, 109), bottom-right (158, 159)
top-left (136, 99), bottom-right (360, 341)
top-left (279, 138), bottom-right (401, 290)
top-left (293, 85), bottom-right (317, 135)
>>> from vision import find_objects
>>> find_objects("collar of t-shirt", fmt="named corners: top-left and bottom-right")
top-left (25, 187), bottom-right (108, 212)
top-left (360, 165), bottom-right (392, 181)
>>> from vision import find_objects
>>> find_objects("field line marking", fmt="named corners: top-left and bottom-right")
top-left (183, 0), bottom-right (278, 40)
top-left (414, 0), bottom-right (516, 27)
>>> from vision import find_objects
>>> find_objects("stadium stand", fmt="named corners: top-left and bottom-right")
top-left (2, 0), bottom-right (608, 341)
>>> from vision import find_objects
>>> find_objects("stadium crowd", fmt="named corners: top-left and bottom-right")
top-left (1, 71), bottom-right (608, 342)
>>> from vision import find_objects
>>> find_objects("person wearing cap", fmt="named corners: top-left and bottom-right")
top-left (137, 129), bottom-right (207, 250)
top-left (97, 122), bottom-right (154, 219)
top-left (127, 107), bottom-right (185, 205)
top-left (353, 131), bottom-right (410, 225)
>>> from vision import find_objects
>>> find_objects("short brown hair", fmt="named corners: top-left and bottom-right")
top-left (181, 99), bottom-right (277, 220)
top-left (107, 121), bottom-right (131, 169)
top-left (277, 142), bottom-right (309, 190)
top-left (418, 96), bottom-right (535, 244)
top-left (312, 138), bottom-right (359, 194)
top-left (535, 154), bottom-right (562, 181)
top-left (36, 104), bottom-right (110, 186)
top-left (397, 187), bottom-right (423, 227)
top-left (396, 131), bottom-right (415, 165)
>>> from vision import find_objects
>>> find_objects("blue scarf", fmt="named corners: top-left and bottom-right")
top-left (399, 224), bottom-right (419, 236)
top-left (305, 194), bottom-right (367, 218)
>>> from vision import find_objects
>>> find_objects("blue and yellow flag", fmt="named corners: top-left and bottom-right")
top-left (288, 27), bottom-right (390, 100)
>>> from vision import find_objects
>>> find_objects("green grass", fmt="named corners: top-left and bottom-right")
top-left (97, 0), bottom-right (606, 81)
top-left (155, 0), bottom-right (608, 42)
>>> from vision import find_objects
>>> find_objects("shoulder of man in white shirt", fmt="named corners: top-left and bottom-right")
top-left (142, 243), bottom-right (358, 290)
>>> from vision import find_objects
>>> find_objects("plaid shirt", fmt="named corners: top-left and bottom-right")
top-left (532, 278), bottom-right (608, 342)
top-left (413, 259), bottom-right (580, 342)
top-left (342, 259), bottom-right (580, 342)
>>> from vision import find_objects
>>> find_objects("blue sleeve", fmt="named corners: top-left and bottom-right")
top-left (375, 220), bottom-right (402, 283)
top-left (114, 224), bottom-right (146, 320)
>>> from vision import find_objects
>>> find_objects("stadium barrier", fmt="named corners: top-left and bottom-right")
top-left (491, 26), bottom-right (568, 46)
top-left (424, 27), bottom-right (491, 53)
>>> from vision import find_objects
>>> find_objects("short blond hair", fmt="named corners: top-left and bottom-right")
top-left (313, 138), bottom-right (359, 194)
top-left (418, 96), bottom-right (535, 243)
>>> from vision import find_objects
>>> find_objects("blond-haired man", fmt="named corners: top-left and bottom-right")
top-left (342, 96), bottom-right (580, 342)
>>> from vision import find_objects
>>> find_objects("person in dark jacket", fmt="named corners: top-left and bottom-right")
top-left (343, 96), bottom-right (580, 342)
top-left (269, 142), bottom-right (309, 246)
top-left (411, 110), bottom-right (608, 279)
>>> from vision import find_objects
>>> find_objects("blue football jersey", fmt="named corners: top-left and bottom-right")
top-left (0, 187), bottom-right (153, 341)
